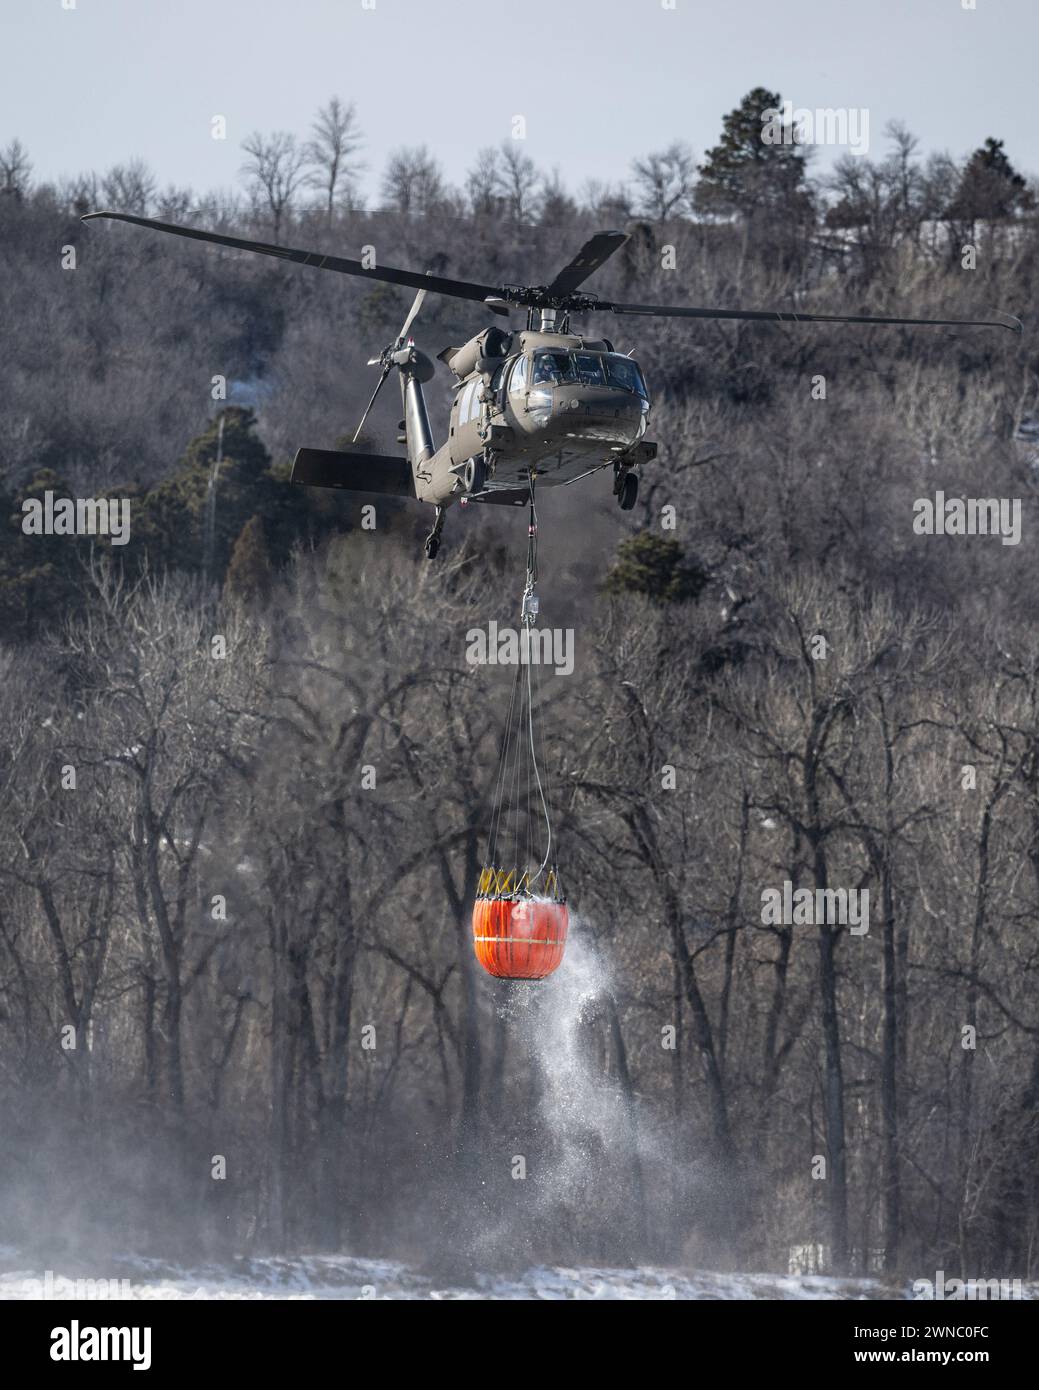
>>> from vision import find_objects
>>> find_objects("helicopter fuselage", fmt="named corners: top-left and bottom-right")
top-left (411, 328), bottom-right (655, 509)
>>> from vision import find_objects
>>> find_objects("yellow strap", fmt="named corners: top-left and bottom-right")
top-left (478, 865), bottom-right (567, 901)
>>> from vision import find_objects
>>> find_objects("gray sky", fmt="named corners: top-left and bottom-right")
top-left (3, 0), bottom-right (1036, 202)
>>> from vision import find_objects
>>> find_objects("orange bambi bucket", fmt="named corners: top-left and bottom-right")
top-left (472, 896), bottom-right (569, 980)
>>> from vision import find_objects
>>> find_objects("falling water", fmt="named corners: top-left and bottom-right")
top-left (202, 413), bottom-right (225, 586)
top-left (474, 917), bottom-right (655, 1269)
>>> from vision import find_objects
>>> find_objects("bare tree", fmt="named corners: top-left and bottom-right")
top-left (307, 97), bottom-right (363, 218)
top-left (631, 142), bottom-right (696, 221)
top-left (466, 146), bottom-right (504, 217)
top-left (579, 178), bottom-right (633, 221)
top-left (380, 145), bottom-right (445, 216)
top-left (498, 140), bottom-right (540, 221)
top-left (538, 168), bottom-right (576, 225)
top-left (155, 185), bottom-right (195, 221)
top-left (240, 131), bottom-right (310, 242)
top-left (60, 170), bottom-right (99, 217)
top-left (0, 138), bottom-right (32, 199)
top-left (101, 158), bottom-right (157, 215)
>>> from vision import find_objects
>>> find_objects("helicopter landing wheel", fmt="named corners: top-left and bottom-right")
top-left (618, 471), bottom-right (639, 510)
top-left (464, 457), bottom-right (487, 494)
top-left (424, 506), bottom-right (444, 559)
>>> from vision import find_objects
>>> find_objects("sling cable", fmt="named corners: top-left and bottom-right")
top-left (472, 474), bottom-right (569, 980)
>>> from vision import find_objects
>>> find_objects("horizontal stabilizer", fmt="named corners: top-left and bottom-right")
top-left (290, 447), bottom-right (416, 498)
top-left (468, 488), bottom-right (530, 507)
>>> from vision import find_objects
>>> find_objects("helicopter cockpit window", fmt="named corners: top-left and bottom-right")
top-left (490, 360), bottom-right (507, 394)
top-left (509, 355), bottom-right (529, 394)
top-left (456, 380), bottom-right (477, 423)
top-left (605, 354), bottom-right (648, 397)
top-left (531, 351), bottom-right (575, 386)
top-left (571, 353), bottom-right (606, 386)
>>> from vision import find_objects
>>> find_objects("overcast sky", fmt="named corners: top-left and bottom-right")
top-left (3, 0), bottom-right (1036, 203)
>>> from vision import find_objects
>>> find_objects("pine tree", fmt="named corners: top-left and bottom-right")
top-left (135, 407), bottom-right (276, 577)
top-left (947, 137), bottom-right (1033, 222)
top-left (603, 533), bottom-right (707, 603)
top-left (223, 514), bottom-right (271, 604)
top-left (694, 87), bottom-right (812, 221)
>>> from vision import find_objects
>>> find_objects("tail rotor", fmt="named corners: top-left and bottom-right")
top-left (352, 285), bottom-right (428, 443)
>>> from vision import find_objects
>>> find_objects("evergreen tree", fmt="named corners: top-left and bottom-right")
top-left (947, 137), bottom-right (1033, 222)
top-left (694, 87), bottom-right (812, 221)
top-left (135, 407), bottom-right (276, 577)
top-left (223, 514), bottom-right (271, 604)
top-left (603, 533), bottom-right (707, 604)
top-left (0, 470), bottom-right (90, 640)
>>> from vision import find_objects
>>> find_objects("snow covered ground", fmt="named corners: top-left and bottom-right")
top-left (3, 1246), bottom-right (1035, 1299)
top-left (0, 1250), bottom-right (917, 1300)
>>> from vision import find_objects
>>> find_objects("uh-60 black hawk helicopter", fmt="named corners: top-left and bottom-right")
top-left (83, 213), bottom-right (1022, 559)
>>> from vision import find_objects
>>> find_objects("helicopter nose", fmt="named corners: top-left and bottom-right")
top-left (527, 385), bottom-right (648, 444)
top-left (570, 390), bottom-right (646, 430)
top-left (538, 391), bottom-right (645, 448)
top-left (552, 389), bottom-right (643, 419)
top-left (588, 391), bottom-right (642, 416)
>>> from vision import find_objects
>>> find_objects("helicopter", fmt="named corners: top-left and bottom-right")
top-left (82, 213), bottom-right (1022, 559)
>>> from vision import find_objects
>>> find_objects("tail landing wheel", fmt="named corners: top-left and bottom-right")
top-left (424, 506), bottom-right (445, 560)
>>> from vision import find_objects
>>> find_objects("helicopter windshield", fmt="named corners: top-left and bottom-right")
top-left (531, 351), bottom-right (575, 385)
top-left (604, 354), bottom-right (648, 396)
top-left (572, 353), bottom-right (606, 386)
top-left (530, 349), bottom-right (647, 396)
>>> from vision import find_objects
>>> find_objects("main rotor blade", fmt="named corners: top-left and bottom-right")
top-left (353, 364), bottom-right (392, 443)
top-left (597, 299), bottom-right (1023, 333)
top-left (81, 212), bottom-right (502, 306)
top-left (82, 212), bottom-right (1021, 332)
top-left (547, 230), bottom-right (628, 296)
